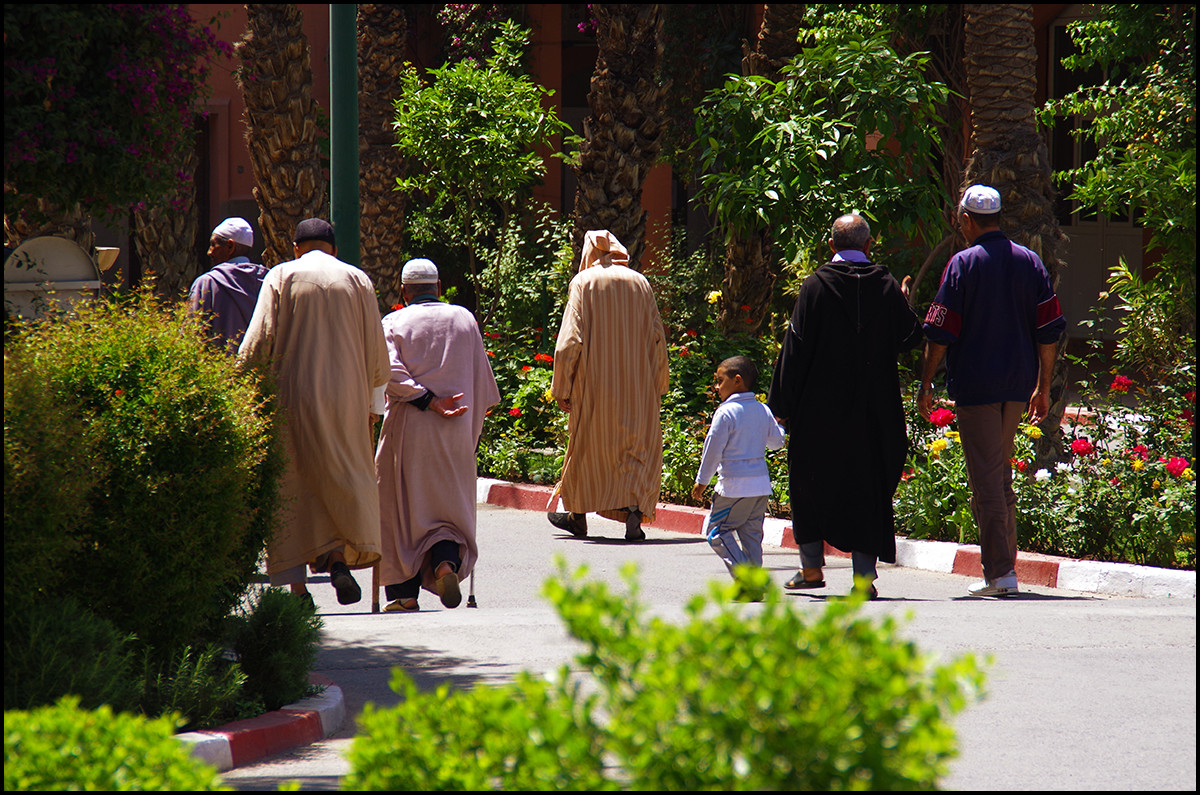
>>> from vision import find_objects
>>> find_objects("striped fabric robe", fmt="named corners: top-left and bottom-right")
top-left (550, 231), bottom-right (669, 523)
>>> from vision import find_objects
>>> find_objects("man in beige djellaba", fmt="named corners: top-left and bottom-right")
top-left (547, 229), bottom-right (669, 541)
top-left (238, 218), bottom-right (389, 606)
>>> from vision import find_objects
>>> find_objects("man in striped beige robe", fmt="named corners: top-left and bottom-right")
top-left (547, 230), bottom-right (669, 541)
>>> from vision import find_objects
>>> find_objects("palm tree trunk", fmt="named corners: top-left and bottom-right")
top-left (235, 4), bottom-right (329, 268)
top-left (357, 3), bottom-right (409, 309)
top-left (570, 4), bottom-right (667, 271)
top-left (962, 3), bottom-right (1070, 468)
top-left (718, 4), bottom-right (803, 333)
top-left (134, 147), bottom-right (202, 299)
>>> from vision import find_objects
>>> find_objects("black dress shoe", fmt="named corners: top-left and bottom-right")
top-left (624, 508), bottom-right (645, 542)
top-left (548, 511), bottom-right (588, 538)
top-left (329, 562), bottom-right (362, 605)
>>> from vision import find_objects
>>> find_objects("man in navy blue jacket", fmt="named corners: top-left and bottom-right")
top-left (916, 185), bottom-right (1066, 597)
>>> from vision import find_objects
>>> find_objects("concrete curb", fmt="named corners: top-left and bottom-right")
top-left (479, 478), bottom-right (1196, 599)
top-left (177, 673), bottom-right (344, 773)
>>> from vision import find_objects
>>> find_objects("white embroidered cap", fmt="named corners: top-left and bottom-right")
top-left (959, 185), bottom-right (1001, 215)
top-left (211, 217), bottom-right (254, 246)
top-left (401, 258), bottom-right (439, 284)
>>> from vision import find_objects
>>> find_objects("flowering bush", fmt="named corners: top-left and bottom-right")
top-left (4, 5), bottom-right (229, 220)
top-left (896, 362), bottom-right (1196, 569)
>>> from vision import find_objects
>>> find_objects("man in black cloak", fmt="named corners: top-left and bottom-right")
top-left (767, 213), bottom-right (922, 599)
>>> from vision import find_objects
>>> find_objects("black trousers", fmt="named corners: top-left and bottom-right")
top-left (384, 539), bottom-right (460, 601)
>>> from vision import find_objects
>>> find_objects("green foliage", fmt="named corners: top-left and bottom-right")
top-left (1041, 4), bottom-right (1196, 370)
top-left (1101, 260), bottom-right (1194, 384)
top-left (3, 596), bottom-right (142, 714)
top-left (345, 668), bottom-right (613, 791)
top-left (138, 644), bottom-right (248, 732)
top-left (3, 696), bottom-right (231, 791)
top-left (225, 588), bottom-right (324, 712)
top-left (3, 5), bottom-right (230, 222)
top-left (693, 23), bottom-right (949, 277)
top-left (346, 563), bottom-right (985, 790)
top-left (393, 19), bottom-right (570, 317)
top-left (3, 290), bottom-right (283, 657)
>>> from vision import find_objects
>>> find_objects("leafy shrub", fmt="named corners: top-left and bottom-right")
top-left (138, 644), bottom-right (248, 732)
top-left (3, 596), bottom-right (141, 713)
top-left (3, 290), bottom-right (283, 656)
top-left (3, 696), bottom-right (231, 791)
top-left (225, 587), bottom-right (324, 712)
top-left (345, 563), bottom-right (985, 790)
top-left (345, 668), bottom-right (613, 791)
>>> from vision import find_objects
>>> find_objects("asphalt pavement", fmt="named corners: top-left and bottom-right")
top-left (206, 480), bottom-right (1196, 791)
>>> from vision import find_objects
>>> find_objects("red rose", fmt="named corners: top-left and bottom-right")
top-left (1165, 457), bottom-right (1188, 477)
top-left (929, 408), bottom-right (955, 427)
top-left (1070, 438), bottom-right (1095, 456)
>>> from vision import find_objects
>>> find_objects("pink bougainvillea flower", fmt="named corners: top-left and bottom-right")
top-left (1070, 438), bottom-right (1095, 456)
top-left (1109, 375), bottom-right (1133, 392)
top-left (1165, 457), bottom-right (1189, 477)
top-left (929, 408), bottom-right (955, 427)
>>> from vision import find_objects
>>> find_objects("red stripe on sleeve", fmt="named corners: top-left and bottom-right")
top-left (1036, 295), bottom-right (1063, 328)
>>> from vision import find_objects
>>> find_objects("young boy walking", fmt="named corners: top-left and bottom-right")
top-left (692, 356), bottom-right (785, 585)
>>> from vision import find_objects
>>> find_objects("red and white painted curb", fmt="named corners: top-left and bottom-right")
top-left (177, 674), bottom-right (344, 772)
top-left (479, 478), bottom-right (1195, 599)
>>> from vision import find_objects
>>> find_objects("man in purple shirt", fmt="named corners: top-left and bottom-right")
top-left (188, 217), bottom-right (270, 354)
top-left (916, 185), bottom-right (1066, 598)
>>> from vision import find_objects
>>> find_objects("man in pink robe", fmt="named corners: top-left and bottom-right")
top-left (375, 258), bottom-right (500, 612)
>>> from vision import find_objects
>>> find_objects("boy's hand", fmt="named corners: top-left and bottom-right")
top-left (691, 482), bottom-right (707, 502)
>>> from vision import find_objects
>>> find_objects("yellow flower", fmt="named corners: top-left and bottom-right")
top-left (1023, 425), bottom-right (1043, 439)
top-left (1131, 459), bottom-right (1145, 472)
top-left (930, 438), bottom-right (948, 454)
top-left (1100, 458), bottom-right (1111, 466)
top-left (706, 290), bottom-right (721, 304)
top-left (944, 430), bottom-right (960, 441)
top-left (542, 388), bottom-right (555, 404)
top-left (1183, 468), bottom-right (1195, 481)
top-left (1152, 479), bottom-right (1162, 489)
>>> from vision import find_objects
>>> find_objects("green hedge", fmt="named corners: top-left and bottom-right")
top-left (4, 290), bottom-right (283, 691)
top-left (3, 697), bottom-right (231, 791)
top-left (345, 563), bottom-right (986, 790)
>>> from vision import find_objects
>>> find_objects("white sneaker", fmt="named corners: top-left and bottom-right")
top-left (967, 571), bottom-right (1019, 597)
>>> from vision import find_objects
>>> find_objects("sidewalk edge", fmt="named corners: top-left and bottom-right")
top-left (479, 478), bottom-right (1196, 599)
top-left (177, 673), bottom-right (344, 772)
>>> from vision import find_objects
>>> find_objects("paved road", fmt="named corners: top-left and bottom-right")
top-left (222, 503), bottom-right (1197, 791)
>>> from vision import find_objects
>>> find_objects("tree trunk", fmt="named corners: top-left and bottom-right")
top-left (570, 4), bottom-right (667, 271)
top-left (133, 147), bottom-right (202, 299)
top-left (719, 4), bottom-right (803, 333)
top-left (357, 3), bottom-right (409, 310)
top-left (235, 4), bottom-right (329, 268)
top-left (962, 3), bottom-right (1070, 468)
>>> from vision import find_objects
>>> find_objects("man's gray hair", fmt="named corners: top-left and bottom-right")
top-left (830, 213), bottom-right (871, 252)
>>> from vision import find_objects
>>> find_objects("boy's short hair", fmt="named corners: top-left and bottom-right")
top-left (719, 355), bottom-right (758, 391)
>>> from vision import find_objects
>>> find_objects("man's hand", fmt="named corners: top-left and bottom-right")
top-left (431, 393), bottom-right (469, 418)
top-left (1027, 387), bottom-right (1050, 426)
top-left (916, 387), bottom-right (934, 421)
top-left (691, 482), bottom-right (707, 503)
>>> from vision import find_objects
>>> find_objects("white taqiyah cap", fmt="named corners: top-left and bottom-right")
top-left (211, 217), bottom-right (254, 246)
top-left (401, 258), bottom-right (439, 284)
top-left (959, 185), bottom-right (1001, 215)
